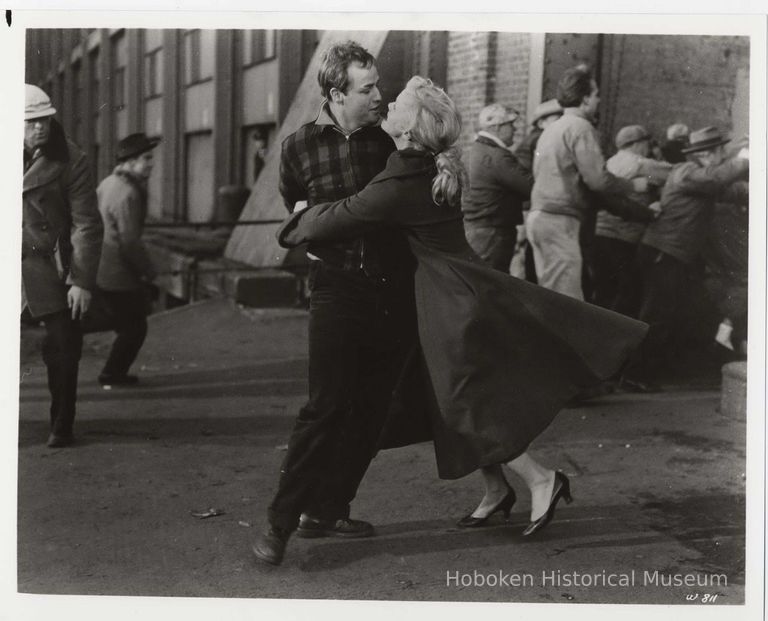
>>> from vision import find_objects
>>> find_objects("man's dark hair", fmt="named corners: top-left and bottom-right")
top-left (317, 41), bottom-right (375, 99)
top-left (556, 66), bottom-right (594, 108)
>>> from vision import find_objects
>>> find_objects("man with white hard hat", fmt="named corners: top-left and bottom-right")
top-left (22, 84), bottom-right (103, 447)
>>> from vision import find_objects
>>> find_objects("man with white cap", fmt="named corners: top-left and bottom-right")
top-left (593, 125), bottom-right (672, 314)
top-left (22, 84), bottom-right (103, 447)
top-left (462, 103), bottom-right (532, 272)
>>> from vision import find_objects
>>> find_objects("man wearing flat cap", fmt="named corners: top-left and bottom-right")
top-left (593, 125), bottom-right (672, 314)
top-left (94, 133), bottom-right (159, 387)
top-left (621, 126), bottom-right (749, 392)
top-left (462, 103), bottom-right (533, 273)
top-left (22, 84), bottom-right (103, 447)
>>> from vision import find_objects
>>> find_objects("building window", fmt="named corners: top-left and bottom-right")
top-left (184, 131), bottom-right (215, 222)
top-left (89, 48), bottom-right (101, 179)
top-left (185, 29), bottom-right (201, 84)
top-left (114, 66), bottom-right (126, 109)
top-left (144, 48), bottom-right (163, 98)
top-left (112, 31), bottom-right (127, 111)
top-left (242, 124), bottom-right (273, 187)
top-left (184, 29), bottom-right (215, 85)
top-left (72, 61), bottom-right (83, 144)
top-left (242, 30), bottom-right (276, 66)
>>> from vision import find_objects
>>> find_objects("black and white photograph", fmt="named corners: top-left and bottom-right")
top-left (2, 5), bottom-right (766, 621)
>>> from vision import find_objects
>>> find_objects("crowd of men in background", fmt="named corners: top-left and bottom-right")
top-left (462, 65), bottom-right (750, 393)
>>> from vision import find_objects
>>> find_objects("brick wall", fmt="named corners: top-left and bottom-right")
top-left (599, 34), bottom-right (750, 154)
top-left (446, 32), bottom-right (532, 160)
top-left (493, 32), bottom-right (532, 146)
top-left (446, 32), bottom-right (494, 151)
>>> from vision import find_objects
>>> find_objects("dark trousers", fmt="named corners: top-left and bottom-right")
top-left (268, 262), bottom-right (415, 532)
top-left (592, 236), bottom-right (643, 316)
top-left (100, 288), bottom-right (149, 377)
top-left (41, 310), bottom-right (83, 436)
top-left (624, 245), bottom-right (691, 382)
top-left (464, 225), bottom-right (517, 273)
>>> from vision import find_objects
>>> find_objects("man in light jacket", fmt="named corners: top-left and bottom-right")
top-left (529, 66), bottom-right (655, 300)
top-left (95, 133), bottom-right (158, 386)
top-left (22, 84), bottom-right (103, 447)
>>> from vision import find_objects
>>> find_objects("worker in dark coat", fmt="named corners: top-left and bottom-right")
top-left (22, 84), bottom-right (103, 447)
top-left (277, 77), bottom-right (646, 544)
top-left (621, 126), bottom-right (749, 392)
top-left (461, 103), bottom-right (532, 272)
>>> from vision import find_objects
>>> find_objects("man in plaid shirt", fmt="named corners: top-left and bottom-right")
top-left (254, 41), bottom-right (417, 566)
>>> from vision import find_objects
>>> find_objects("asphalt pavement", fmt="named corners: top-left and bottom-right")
top-left (15, 299), bottom-right (750, 609)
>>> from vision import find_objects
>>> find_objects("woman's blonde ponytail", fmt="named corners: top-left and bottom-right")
top-left (404, 76), bottom-right (467, 208)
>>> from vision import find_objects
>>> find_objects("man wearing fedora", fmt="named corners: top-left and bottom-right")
top-left (94, 133), bottom-right (159, 387)
top-left (593, 125), bottom-right (671, 314)
top-left (621, 126), bottom-right (749, 393)
top-left (22, 84), bottom-right (103, 447)
top-left (462, 103), bottom-right (533, 273)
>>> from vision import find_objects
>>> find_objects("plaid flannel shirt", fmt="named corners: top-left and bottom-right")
top-left (279, 102), bottom-right (395, 272)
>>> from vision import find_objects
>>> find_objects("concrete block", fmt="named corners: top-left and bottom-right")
top-left (145, 243), bottom-right (196, 300)
top-left (224, 269), bottom-right (299, 308)
top-left (720, 361), bottom-right (747, 418)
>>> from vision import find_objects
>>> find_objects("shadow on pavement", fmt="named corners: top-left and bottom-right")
top-left (18, 414), bottom-right (294, 449)
top-left (294, 494), bottom-right (745, 582)
top-left (19, 361), bottom-right (309, 403)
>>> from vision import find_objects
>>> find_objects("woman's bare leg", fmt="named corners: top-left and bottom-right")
top-left (506, 452), bottom-right (556, 521)
top-left (468, 464), bottom-right (510, 518)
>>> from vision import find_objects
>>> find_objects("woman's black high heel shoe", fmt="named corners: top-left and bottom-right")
top-left (522, 471), bottom-right (572, 537)
top-left (457, 487), bottom-right (517, 528)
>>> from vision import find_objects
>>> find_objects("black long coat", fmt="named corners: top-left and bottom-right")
top-left (278, 149), bottom-right (647, 479)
